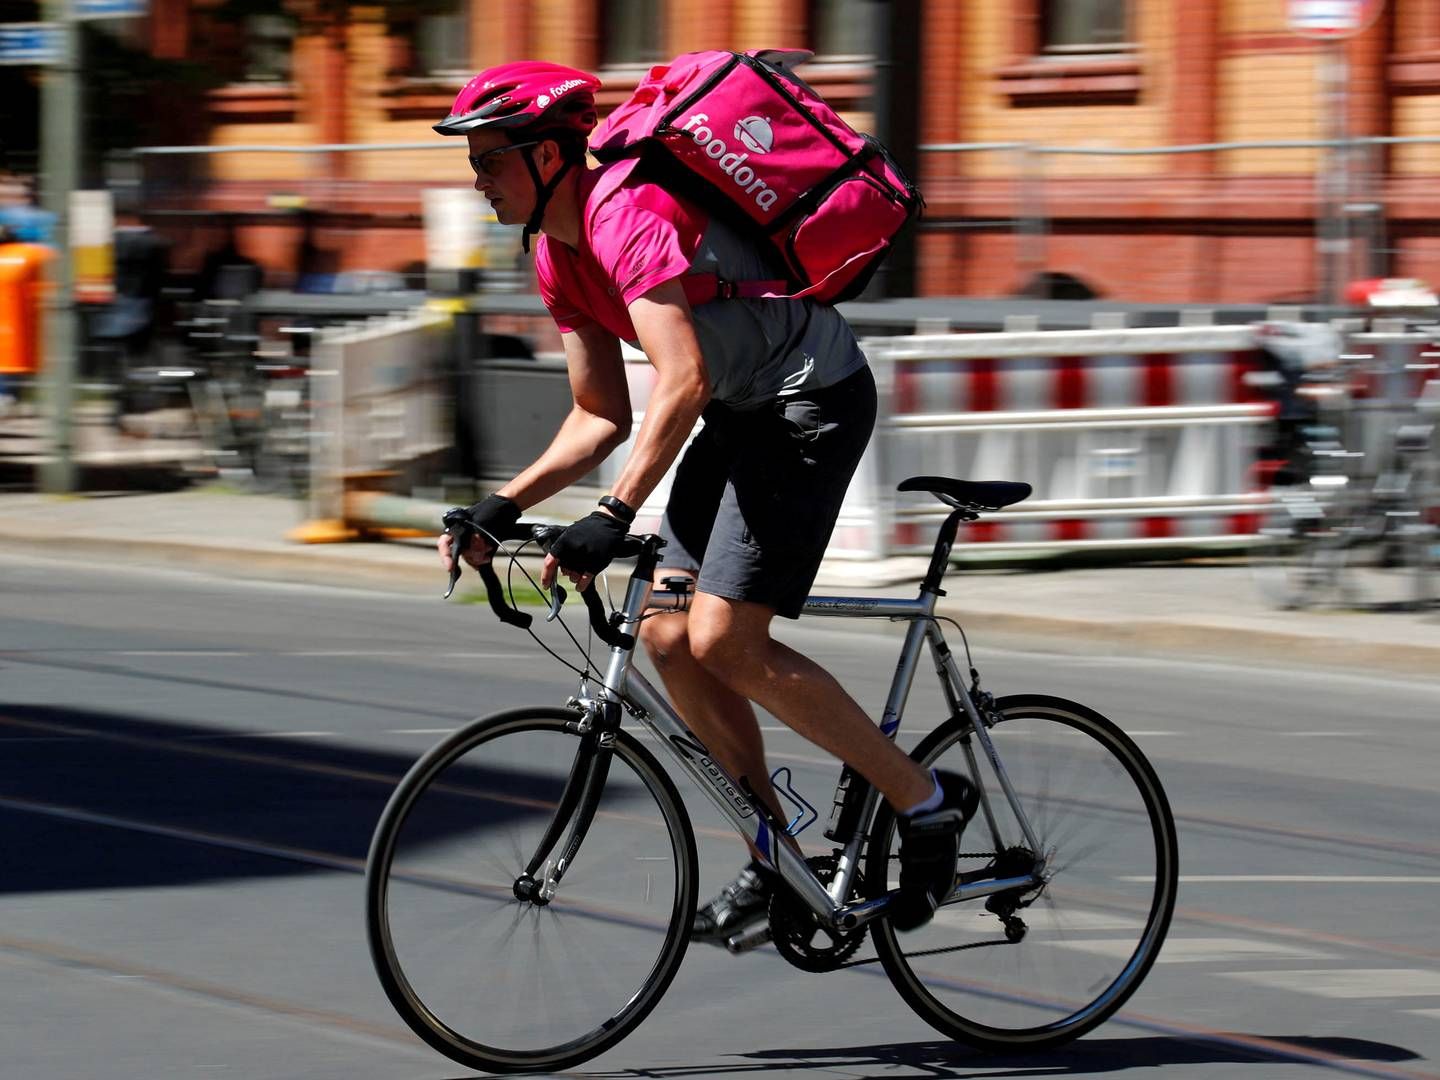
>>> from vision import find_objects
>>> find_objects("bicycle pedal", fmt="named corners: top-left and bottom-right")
top-left (724, 924), bottom-right (773, 954)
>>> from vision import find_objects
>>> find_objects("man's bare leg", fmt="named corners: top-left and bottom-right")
top-left (684, 593), bottom-right (934, 811)
top-left (638, 583), bottom-right (794, 850)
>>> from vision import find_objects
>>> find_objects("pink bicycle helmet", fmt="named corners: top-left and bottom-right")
top-left (435, 61), bottom-right (600, 251)
top-left (434, 61), bottom-right (600, 138)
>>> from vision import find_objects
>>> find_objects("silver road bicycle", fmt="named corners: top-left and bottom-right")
top-left (364, 476), bottom-right (1179, 1073)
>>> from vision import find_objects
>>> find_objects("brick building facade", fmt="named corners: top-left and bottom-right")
top-left (138, 0), bottom-right (1440, 304)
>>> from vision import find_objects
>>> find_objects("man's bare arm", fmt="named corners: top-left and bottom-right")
top-left (495, 321), bottom-right (631, 509)
top-left (603, 278), bottom-right (711, 512)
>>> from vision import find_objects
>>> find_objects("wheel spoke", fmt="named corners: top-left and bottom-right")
top-left (868, 697), bottom-right (1177, 1051)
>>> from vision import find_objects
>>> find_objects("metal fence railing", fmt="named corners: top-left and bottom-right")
top-left (915, 136), bottom-right (1440, 305)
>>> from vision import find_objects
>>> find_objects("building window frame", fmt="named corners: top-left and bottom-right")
top-left (1039, 0), bottom-right (1133, 56)
top-left (241, 11), bottom-right (296, 85)
top-left (808, 0), bottom-right (874, 62)
top-left (997, 0), bottom-right (1141, 107)
top-left (599, 0), bottom-right (664, 70)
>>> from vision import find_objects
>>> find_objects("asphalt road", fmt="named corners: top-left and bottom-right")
top-left (2, 551), bottom-right (1439, 1080)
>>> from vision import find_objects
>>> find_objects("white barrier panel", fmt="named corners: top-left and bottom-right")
top-left (308, 310), bottom-right (451, 526)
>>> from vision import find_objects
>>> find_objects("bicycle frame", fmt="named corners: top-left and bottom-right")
top-left (561, 512), bottom-right (1047, 934)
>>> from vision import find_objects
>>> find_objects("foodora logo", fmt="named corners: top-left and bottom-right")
top-left (680, 112), bottom-right (780, 214)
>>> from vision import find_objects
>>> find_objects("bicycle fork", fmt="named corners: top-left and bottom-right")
top-left (511, 701), bottom-right (621, 906)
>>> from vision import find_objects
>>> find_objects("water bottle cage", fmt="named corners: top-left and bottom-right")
top-left (769, 766), bottom-right (819, 836)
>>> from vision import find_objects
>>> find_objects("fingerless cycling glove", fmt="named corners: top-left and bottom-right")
top-left (465, 493), bottom-right (521, 541)
top-left (550, 511), bottom-right (630, 574)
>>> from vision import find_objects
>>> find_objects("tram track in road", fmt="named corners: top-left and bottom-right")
top-left (7, 707), bottom-right (1440, 873)
top-left (4, 710), bottom-right (1439, 1078)
top-left (0, 934), bottom-right (430, 1059)
top-left (0, 818), bottom-right (1434, 1080)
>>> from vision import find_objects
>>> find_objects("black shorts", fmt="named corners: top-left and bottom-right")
top-left (656, 365), bottom-right (876, 619)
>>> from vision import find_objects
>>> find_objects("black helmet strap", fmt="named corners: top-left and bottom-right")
top-left (519, 145), bottom-right (574, 254)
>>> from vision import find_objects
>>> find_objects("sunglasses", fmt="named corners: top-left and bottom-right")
top-left (467, 140), bottom-right (541, 177)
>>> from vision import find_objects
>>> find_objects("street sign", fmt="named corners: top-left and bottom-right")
top-left (1288, 0), bottom-right (1384, 38)
top-left (72, 0), bottom-right (146, 19)
top-left (0, 22), bottom-right (62, 65)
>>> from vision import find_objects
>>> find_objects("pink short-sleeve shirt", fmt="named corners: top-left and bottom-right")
top-left (534, 160), bottom-right (707, 342)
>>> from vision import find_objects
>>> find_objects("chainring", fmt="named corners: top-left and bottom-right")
top-left (769, 855), bottom-right (868, 973)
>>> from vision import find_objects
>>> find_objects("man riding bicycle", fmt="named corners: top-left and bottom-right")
top-left (433, 60), bottom-right (976, 942)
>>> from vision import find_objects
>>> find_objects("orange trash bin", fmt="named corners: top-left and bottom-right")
top-left (0, 242), bottom-right (55, 375)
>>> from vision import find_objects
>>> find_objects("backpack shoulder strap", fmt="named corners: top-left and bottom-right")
top-left (680, 272), bottom-right (798, 306)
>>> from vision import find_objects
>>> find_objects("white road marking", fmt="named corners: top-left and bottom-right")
top-left (1408, 1008), bottom-right (1440, 1019)
top-left (1225, 969), bottom-right (1440, 999)
top-left (114, 650), bottom-right (248, 658)
top-left (1123, 875), bottom-right (1440, 884)
top-left (99, 649), bottom-right (532, 660)
top-left (932, 907), bottom-right (1142, 933)
top-left (1063, 937), bottom-right (1333, 962)
top-left (1279, 731), bottom-right (1370, 738)
top-left (187, 731), bottom-right (335, 741)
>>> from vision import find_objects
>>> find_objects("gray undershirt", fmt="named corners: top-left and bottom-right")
top-left (683, 217), bottom-right (866, 409)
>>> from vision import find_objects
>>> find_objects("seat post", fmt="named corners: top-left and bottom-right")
top-left (920, 508), bottom-right (972, 595)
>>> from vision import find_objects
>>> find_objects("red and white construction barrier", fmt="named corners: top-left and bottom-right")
top-left (864, 326), bottom-right (1274, 555)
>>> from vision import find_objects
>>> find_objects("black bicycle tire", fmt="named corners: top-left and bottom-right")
top-left (365, 706), bottom-right (699, 1073)
top-left (865, 693), bottom-right (1179, 1052)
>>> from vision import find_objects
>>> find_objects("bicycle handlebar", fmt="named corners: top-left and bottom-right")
top-left (442, 507), bottom-right (637, 650)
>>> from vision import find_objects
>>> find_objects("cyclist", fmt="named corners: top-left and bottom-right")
top-left (433, 61), bottom-right (977, 942)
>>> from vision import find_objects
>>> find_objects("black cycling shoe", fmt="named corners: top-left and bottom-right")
top-left (891, 770), bottom-right (981, 932)
top-left (691, 863), bottom-right (774, 946)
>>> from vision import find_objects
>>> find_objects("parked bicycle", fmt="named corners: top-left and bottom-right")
top-left (364, 476), bottom-right (1179, 1073)
top-left (1250, 330), bottom-right (1438, 611)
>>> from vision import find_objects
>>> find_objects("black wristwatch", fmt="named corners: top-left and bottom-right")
top-left (598, 495), bottom-right (636, 525)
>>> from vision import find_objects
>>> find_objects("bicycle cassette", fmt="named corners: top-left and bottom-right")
top-left (769, 855), bottom-right (867, 973)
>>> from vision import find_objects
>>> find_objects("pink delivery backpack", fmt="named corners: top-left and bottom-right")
top-left (588, 48), bottom-right (923, 305)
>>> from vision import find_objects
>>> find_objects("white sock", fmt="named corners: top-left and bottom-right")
top-left (900, 770), bottom-right (943, 817)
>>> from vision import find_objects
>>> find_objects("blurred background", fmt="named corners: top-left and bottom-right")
top-left (4, 6), bottom-right (1440, 1077)
top-left (0, 0), bottom-right (1435, 597)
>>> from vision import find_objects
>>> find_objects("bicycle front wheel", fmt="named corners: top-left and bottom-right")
top-left (366, 707), bottom-right (698, 1073)
top-left (866, 694), bottom-right (1178, 1052)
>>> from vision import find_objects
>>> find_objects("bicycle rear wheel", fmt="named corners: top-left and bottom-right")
top-left (866, 695), bottom-right (1177, 1052)
top-left (1336, 510), bottom-right (1437, 611)
top-left (366, 707), bottom-right (698, 1073)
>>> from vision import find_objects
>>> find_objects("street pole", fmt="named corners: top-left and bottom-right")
top-left (866, 0), bottom-right (921, 298)
top-left (39, 0), bottom-right (78, 493)
top-left (1317, 38), bottom-right (1350, 311)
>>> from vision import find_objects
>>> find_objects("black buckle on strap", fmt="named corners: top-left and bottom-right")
top-left (715, 277), bottom-right (740, 301)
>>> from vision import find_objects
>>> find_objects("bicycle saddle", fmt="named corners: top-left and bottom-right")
top-left (897, 477), bottom-right (1032, 511)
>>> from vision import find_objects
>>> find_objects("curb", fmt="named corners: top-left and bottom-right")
top-left (3, 531), bottom-right (1438, 678)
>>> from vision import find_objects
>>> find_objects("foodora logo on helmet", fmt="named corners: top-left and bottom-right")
top-left (680, 113), bottom-right (780, 214)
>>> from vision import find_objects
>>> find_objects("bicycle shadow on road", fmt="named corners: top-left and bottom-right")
top-left (588, 1034), bottom-right (1425, 1077)
top-left (0, 703), bottom-right (580, 894)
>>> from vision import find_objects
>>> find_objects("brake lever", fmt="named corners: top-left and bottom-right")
top-left (441, 508), bottom-right (473, 600)
top-left (545, 584), bottom-right (567, 622)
